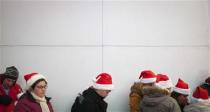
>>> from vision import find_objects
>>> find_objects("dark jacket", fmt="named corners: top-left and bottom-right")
top-left (140, 86), bottom-right (181, 112)
top-left (14, 91), bottom-right (54, 112)
top-left (201, 83), bottom-right (210, 96)
top-left (71, 87), bottom-right (107, 112)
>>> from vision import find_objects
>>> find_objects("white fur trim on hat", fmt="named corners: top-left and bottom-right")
top-left (173, 87), bottom-right (190, 95)
top-left (93, 83), bottom-right (114, 90)
top-left (139, 77), bottom-right (156, 84)
top-left (155, 80), bottom-right (173, 89)
top-left (191, 96), bottom-right (210, 103)
top-left (26, 74), bottom-right (46, 90)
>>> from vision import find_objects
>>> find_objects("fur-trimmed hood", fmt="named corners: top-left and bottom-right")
top-left (141, 86), bottom-right (181, 112)
top-left (141, 86), bottom-right (169, 106)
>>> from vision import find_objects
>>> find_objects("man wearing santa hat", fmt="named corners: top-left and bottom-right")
top-left (129, 70), bottom-right (156, 112)
top-left (171, 78), bottom-right (190, 112)
top-left (71, 73), bottom-right (114, 112)
top-left (184, 86), bottom-right (210, 112)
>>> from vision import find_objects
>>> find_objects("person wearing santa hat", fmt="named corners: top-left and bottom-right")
top-left (71, 73), bottom-right (114, 112)
top-left (140, 74), bottom-right (181, 112)
top-left (184, 86), bottom-right (210, 112)
top-left (171, 78), bottom-right (190, 112)
top-left (14, 73), bottom-right (54, 112)
top-left (155, 73), bottom-right (174, 93)
top-left (0, 66), bottom-right (23, 112)
top-left (129, 70), bottom-right (156, 112)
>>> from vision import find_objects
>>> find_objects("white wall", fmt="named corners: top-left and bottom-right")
top-left (1, 1), bottom-right (102, 112)
top-left (208, 0), bottom-right (210, 73)
top-left (0, 0), bottom-right (2, 69)
top-left (0, 0), bottom-right (209, 112)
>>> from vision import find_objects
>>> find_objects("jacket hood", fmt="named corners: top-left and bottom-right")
top-left (142, 86), bottom-right (169, 96)
top-left (141, 86), bottom-right (169, 106)
top-left (142, 94), bottom-right (168, 106)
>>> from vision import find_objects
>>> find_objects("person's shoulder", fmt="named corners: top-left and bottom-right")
top-left (12, 83), bottom-right (22, 90)
top-left (17, 93), bottom-right (30, 104)
top-left (131, 82), bottom-right (143, 91)
top-left (165, 96), bottom-right (180, 105)
top-left (18, 92), bottom-right (27, 100)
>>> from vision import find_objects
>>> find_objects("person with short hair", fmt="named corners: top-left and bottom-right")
top-left (14, 72), bottom-right (54, 112)
top-left (0, 66), bottom-right (23, 112)
top-left (71, 73), bottom-right (114, 112)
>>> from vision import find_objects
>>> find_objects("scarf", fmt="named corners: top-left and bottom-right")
top-left (31, 92), bottom-right (50, 112)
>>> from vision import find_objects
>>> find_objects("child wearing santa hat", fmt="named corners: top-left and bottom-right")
top-left (184, 86), bottom-right (210, 112)
top-left (71, 73), bottom-right (114, 112)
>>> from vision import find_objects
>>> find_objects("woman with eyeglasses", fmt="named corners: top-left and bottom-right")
top-left (14, 73), bottom-right (54, 112)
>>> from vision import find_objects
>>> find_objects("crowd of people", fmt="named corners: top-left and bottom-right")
top-left (0, 66), bottom-right (210, 112)
top-left (0, 66), bottom-right (53, 112)
top-left (129, 70), bottom-right (210, 112)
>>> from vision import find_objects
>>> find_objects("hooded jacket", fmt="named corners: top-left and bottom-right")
top-left (140, 86), bottom-right (181, 112)
top-left (129, 82), bottom-right (143, 112)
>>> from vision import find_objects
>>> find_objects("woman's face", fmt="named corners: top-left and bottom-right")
top-left (32, 80), bottom-right (47, 98)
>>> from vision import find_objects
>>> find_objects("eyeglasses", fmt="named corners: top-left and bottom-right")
top-left (36, 85), bottom-right (48, 89)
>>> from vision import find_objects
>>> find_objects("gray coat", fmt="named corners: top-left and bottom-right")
top-left (184, 102), bottom-right (210, 112)
top-left (140, 87), bottom-right (181, 112)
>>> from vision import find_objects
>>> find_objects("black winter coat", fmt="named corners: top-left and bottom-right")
top-left (71, 87), bottom-right (107, 112)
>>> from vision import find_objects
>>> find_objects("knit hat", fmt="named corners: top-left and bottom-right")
top-left (173, 78), bottom-right (190, 95)
top-left (3, 66), bottom-right (19, 80)
top-left (24, 73), bottom-right (46, 90)
top-left (93, 73), bottom-right (114, 90)
top-left (192, 86), bottom-right (210, 103)
top-left (139, 70), bottom-right (156, 83)
top-left (155, 74), bottom-right (173, 89)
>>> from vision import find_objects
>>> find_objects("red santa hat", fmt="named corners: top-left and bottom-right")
top-left (24, 72), bottom-right (46, 90)
top-left (192, 86), bottom-right (210, 103)
top-left (173, 78), bottom-right (190, 95)
top-left (93, 73), bottom-right (114, 90)
top-left (155, 74), bottom-right (173, 89)
top-left (139, 70), bottom-right (156, 83)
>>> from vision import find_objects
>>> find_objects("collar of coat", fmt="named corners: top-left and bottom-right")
top-left (142, 86), bottom-right (169, 96)
top-left (21, 91), bottom-right (51, 103)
